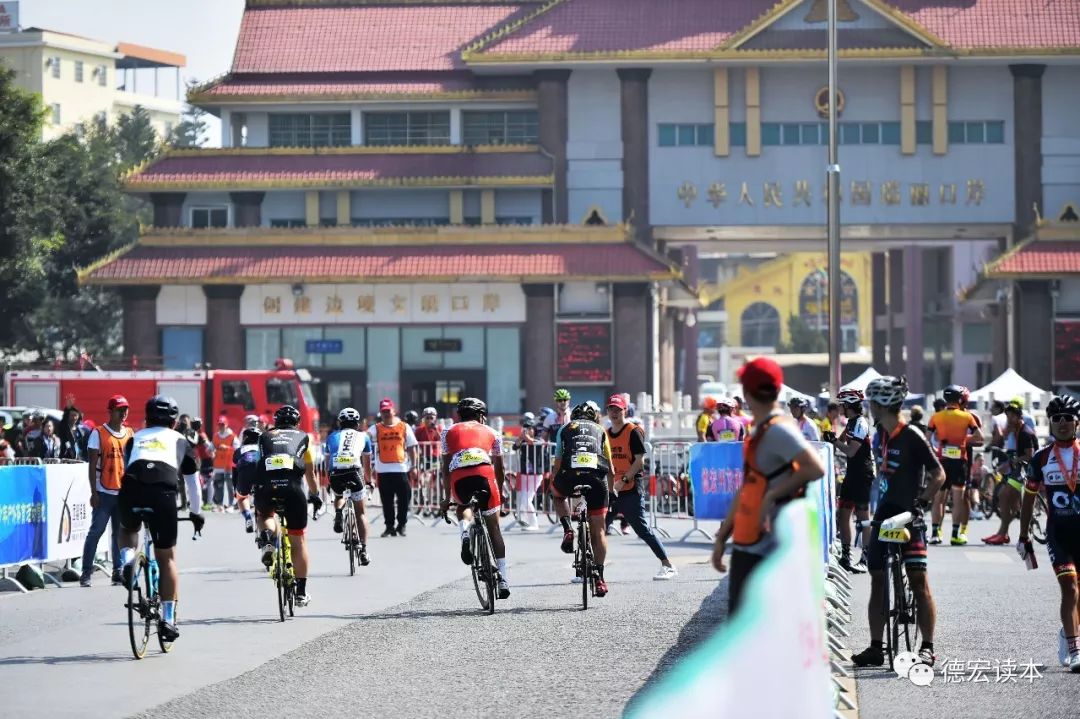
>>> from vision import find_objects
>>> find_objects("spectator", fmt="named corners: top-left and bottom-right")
top-left (0, 436), bottom-right (13, 460)
top-left (909, 405), bottom-right (928, 436)
top-left (513, 419), bottom-right (543, 530)
top-left (32, 419), bottom-right (62, 459)
top-left (13, 412), bottom-right (39, 456)
top-left (190, 418), bottom-right (215, 510)
top-left (57, 406), bottom-right (89, 460)
top-left (211, 415), bottom-right (238, 512)
top-left (80, 395), bottom-right (133, 587)
top-left (369, 399), bottom-right (419, 537)
top-left (696, 396), bottom-right (718, 442)
top-left (414, 407), bottom-right (441, 444)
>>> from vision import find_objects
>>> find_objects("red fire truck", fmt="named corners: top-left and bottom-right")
top-left (3, 359), bottom-right (320, 434)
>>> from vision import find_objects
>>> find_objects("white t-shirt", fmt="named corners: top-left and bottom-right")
top-left (796, 415), bottom-right (821, 442)
top-left (367, 420), bottom-right (419, 473)
top-left (87, 423), bottom-right (131, 495)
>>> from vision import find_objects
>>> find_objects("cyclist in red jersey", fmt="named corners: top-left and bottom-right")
top-left (439, 397), bottom-right (510, 599)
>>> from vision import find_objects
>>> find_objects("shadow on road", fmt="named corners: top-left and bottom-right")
top-left (0, 652), bottom-right (131, 666)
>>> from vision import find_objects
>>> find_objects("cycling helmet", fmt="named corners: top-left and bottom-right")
top-left (338, 407), bottom-right (362, 427)
top-left (241, 427), bottom-right (262, 444)
top-left (932, 398), bottom-right (946, 412)
top-left (715, 396), bottom-right (735, 413)
top-left (539, 406), bottom-right (555, 420)
top-left (553, 388), bottom-right (572, 402)
top-left (273, 405), bottom-right (301, 428)
top-left (837, 389), bottom-right (864, 407)
top-left (404, 410), bottom-right (419, 426)
top-left (942, 384), bottom-right (964, 404)
top-left (866, 376), bottom-right (908, 408)
top-left (787, 397), bottom-right (810, 409)
top-left (145, 395), bottom-right (180, 426)
top-left (702, 396), bottom-right (718, 411)
top-left (456, 397), bottom-right (487, 422)
top-left (522, 411), bottom-right (536, 423)
top-left (1009, 396), bottom-right (1025, 409)
top-left (959, 385), bottom-right (971, 406)
top-left (1046, 395), bottom-right (1080, 419)
top-left (570, 401), bottom-right (601, 423)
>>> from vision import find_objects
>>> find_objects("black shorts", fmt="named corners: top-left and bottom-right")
top-left (941, 458), bottom-right (968, 489)
top-left (254, 476), bottom-right (308, 533)
top-left (329, 470), bottom-right (369, 502)
top-left (553, 469), bottom-right (609, 516)
top-left (119, 482), bottom-right (179, 550)
top-left (838, 473), bottom-right (872, 508)
top-left (1047, 523), bottom-right (1080, 577)
top-left (865, 515), bottom-right (928, 572)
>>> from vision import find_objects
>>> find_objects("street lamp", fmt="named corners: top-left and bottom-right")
top-left (826, 0), bottom-right (843, 395)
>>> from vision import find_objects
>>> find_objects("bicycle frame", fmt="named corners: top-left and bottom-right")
top-left (125, 515), bottom-right (195, 659)
top-left (571, 484), bottom-right (597, 609)
top-left (875, 511), bottom-right (924, 664)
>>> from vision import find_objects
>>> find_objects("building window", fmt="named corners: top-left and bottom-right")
top-left (916, 121), bottom-right (932, 145)
top-left (49, 56), bottom-right (61, 79)
top-left (948, 121), bottom-right (1005, 144)
top-left (462, 110), bottom-right (539, 145)
top-left (658, 123), bottom-right (713, 147)
top-left (270, 219), bottom-right (306, 228)
top-left (730, 122), bottom-right (747, 147)
top-left (268, 113), bottom-right (351, 148)
top-left (50, 103), bottom-right (61, 125)
top-left (97, 64), bottom-right (108, 87)
top-left (351, 217), bottom-right (450, 227)
top-left (74, 60), bottom-right (84, 83)
top-left (740, 302), bottom-right (781, 347)
top-left (364, 111), bottom-right (450, 146)
top-left (191, 207), bottom-right (229, 228)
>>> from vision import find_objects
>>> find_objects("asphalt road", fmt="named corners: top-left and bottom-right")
top-left (848, 515), bottom-right (1080, 719)
top-left (0, 510), bottom-right (725, 719)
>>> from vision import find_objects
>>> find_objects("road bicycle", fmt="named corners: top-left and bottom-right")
top-left (571, 483), bottom-right (598, 610)
top-left (874, 510), bottom-right (924, 665)
top-left (338, 482), bottom-right (371, 576)
top-left (125, 514), bottom-right (199, 660)
top-left (445, 490), bottom-right (501, 615)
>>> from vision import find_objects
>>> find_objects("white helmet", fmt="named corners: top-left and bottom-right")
top-left (422, 406), bottom-right (437, 418)
top-left (866, 376), bottom-right (908, 408)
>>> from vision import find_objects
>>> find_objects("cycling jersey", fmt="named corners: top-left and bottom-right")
top-left (875, 423), bottom-right (940, 518)
top-left (257, 428), bottom-right (312, 482)
top-left (795, 416), bottom-right (821, 443)
top-left (1027, 442), bottom-right (1080, 577)
top-left (709, 416), bottom-right (745, 442)
top-left (555, 420), bottom-right (613, 477)
top-left (124, 427), bottom-right (198, 488)
top-left (842, 416), bottom-right (875, 484)
top-left (326, 428), bottom-right (371, 476)
top-left (441, 421), bottom-right (502, 481)
top-left (928, 407), bottom-right (979, 459)
top-left (697, 412), bottom-right (715, 440)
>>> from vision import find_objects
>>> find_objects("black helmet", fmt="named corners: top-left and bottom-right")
top-left (942, 384), bottom-right (964, 404)
top-left (273, 405), bottom-right (301, 428)
top-left (1047, 395), bottom-right (1080, 419)
top-left (570, 401), bottom-right (601, 423)
top-left (456, 397), bottom-right (487, 422)
top-left (145, 395), bottom-right (179, 426)
top-left (241, 427), bottom-right (262, 444)
top-left (404, 410), bottom-right (419, 426)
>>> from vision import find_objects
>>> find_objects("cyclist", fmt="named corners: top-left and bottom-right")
top-left (696, 396), bottom-right (718, 442)
top-left (543, 389), bottom-right (573, 441)
top-left (709, 397), bottom-right (746, 442)
top-left (818, 401), bottom-right (844, 440)
top-left (327, 408), bottom-right (372, 566)
top-left (254, 405), bottom-right (322, 607)
top-left (606, 394), bottom-right (677, 580)
top-left (232, 426), bottom-right (261, 533)
top-left (852, 376), bottom-right (945, 669)
top-left (1019, 395), bottom-right (1080, 671)
top-left (551, 401), bottom-right (615, 596)
top-left (788, 397), bottom-right (821, 442)
top-left (438, 397), bottom-right (510, 599)
top-left (117, 395), bottom-right (202, 643)
top-left (834, 389), bottom-right (874, 573)
top-left (983, 403), bottom-right (1038, 544)
top-left (927, 384), bottom-right (984, 545)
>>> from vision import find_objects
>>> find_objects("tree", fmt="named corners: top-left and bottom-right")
top-left (114, 105), bottom-right (160, 171)
top-left (776, 315), bottom-right (828, 354)
top-left (168, 80), bottom-right (208, 148)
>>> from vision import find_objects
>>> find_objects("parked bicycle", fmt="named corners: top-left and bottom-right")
top-left (125, 515), bottom-right (199, 660)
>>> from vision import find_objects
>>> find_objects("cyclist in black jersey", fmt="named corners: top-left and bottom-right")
top-left (1019, 395), bottom-right (1080, 672)
top-left (834, 389), bottom-right (875, 573)
top-left (852, 376), bottom-right (945, 670)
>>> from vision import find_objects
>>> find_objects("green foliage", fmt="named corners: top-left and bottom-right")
top-left (776, 315), bottom-right (828, 354)
top-left (168, 80), bottom-right (208, 148)
top-left (0, 64), bottom-right (160, 360)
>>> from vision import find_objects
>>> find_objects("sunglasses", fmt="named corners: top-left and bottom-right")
top-left (1051, 414), bottom-right (1078, 423)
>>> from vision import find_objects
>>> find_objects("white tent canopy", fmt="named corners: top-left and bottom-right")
top-left (967, 369), bottom-right (1048, 405)
top-left (779, 384), bottom-right (815, 403)
top-left (818, 367), bottom-right (883, 398)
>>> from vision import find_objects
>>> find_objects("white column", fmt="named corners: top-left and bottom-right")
top-left (351, 108), bottom-right (362, 145)
top-left (449, 108), bottom-right (462, 145)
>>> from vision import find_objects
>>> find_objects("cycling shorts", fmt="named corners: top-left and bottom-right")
top-left (452, 473), bottom-right (502, 515)
top-left (329, 470), bottom-right (369, 502)
top-left (234, 468), bottom-right (257, 499)
top-left (838, 472), bottom-right (872, 509)
top-left (119, 482), bottom-right (179, 550)
top-left (1047, 523), bottom-right (1080, 579)
top-left (553, 469), bottom-right (609, 517)
top-left (254, 476), bottom-right (308, 534)
top-left (865, 515), bottom-right (927, 572)
top-left (940, 458), bottom-right (968, 489)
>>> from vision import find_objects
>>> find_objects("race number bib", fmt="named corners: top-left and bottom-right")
top-left (457, 448), bottom-right (491, 468)
top-left (718, 431), bottom-right (737, 441)
top-left (878, 527), bottom-right (910, 543)
top-left (264, 454), bottom-right (294, 471)
top-left (333, 454), bottom-right (357, 467)
top-left (571, 452), bottom-right (598, 469)
top-left (942, 446), bottom-right (963, 460)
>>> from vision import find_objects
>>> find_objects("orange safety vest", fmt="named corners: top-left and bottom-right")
top-left (96, 425), bottom-right (133, 491)
top-left (376, 421), bottom-right (408, 465)
top-left (732, 416), bottom-right (800, 547)
top-left (213, 430), bottom-right (236, 471)
top-left (607, 423), bottom-right (645, 490)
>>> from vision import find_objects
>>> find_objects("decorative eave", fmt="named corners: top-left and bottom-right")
top-left (721, 0), bottom-right (806, 50)
top-left (958, 223), bottom-right (1080, 300)
top-left (859, 0), bottom-right (950, 49)
top-left (142, 144), bottom-right (540, 158)
top-left (462, 0), bottom-right (566, 60)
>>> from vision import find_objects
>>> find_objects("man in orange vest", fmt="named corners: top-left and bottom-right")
top-left (79, 395), bottom-right (134, 587)
top-left (368, 398), bottom-right (419, 537)
top-left (211, 415), bottom-right (238, 513)
top-left (712, 358), bottom-right (825, 613)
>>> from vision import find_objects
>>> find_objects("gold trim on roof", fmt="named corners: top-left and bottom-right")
top-left (859, 0), bottom-right (950, 49)
top-left (83, 272), bottom-right (678, 287)
top-left (159, 144), bottom-right (540, 158)
top-left (190, 88), bottom-right (537, 104)
top-left (462, 0), bottom-right (568, 60)
top-left (125, 175), bottom-right (555, 192)
top-left (75, 242), bottom-right (139, 286)
top-left (721, 0), bottom-right (801, 50)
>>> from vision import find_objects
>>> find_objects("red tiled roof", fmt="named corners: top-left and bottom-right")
top-left (82, 243), bottom-right (673, 283)
top-left (989, 241), bottom-right (1080, 276)
top-left (126, 150), bottom-right (553, 190)
top-left (890, 0), bottom-right (1080, 49)
top-left (477, 0), bottom-right (777, 55)
top-left (232, 5), bottom-right (530, 73)
top-left (196, 72), bottom-right (533, 100)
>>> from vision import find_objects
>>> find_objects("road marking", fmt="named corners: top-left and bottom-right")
top-left (962, 551), bottom-right (1010, 564)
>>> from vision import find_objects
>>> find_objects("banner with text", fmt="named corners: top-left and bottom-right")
top-left (0, 465), bottom-right (48, 566)
top-left (44, 463), bottom-right (93, 562)
top-left (687, 441), bottom-right (743, 520)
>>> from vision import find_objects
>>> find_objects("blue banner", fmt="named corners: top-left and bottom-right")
top-left (688, 442), bottom-right (744, 520)
top-left (305, 339), bottom-right (343, 354)
top-left (0, 465), bottom-right (48, 566)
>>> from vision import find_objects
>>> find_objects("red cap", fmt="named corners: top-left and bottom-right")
top-left (217, 414), bottom-right (228, 424)
top-left (738, 357), bottom-right (784, 397)
top-left (606, 394), bottom-right (628, 410)
top-left (107, 395), bottom-right (129, 410)
top-left (379, 398), bottom-right (394, 412)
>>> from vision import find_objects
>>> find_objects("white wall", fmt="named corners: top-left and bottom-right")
top-left (567, 70), bottom-right (623, 224)
top-left (1042, 65), bottom-right (1080, 219)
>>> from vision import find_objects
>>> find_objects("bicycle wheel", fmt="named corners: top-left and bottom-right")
top-left (881, 555), bottom-right (896, 665)
top-left (274, 543), bottom-right (286, 623)
top-left (470, 525), bottom-right (493, 613)
top-left (888, 557), bottom-right (907, 662)
top-left (479, 526), bottom-right (496, 615)
top-left (345, 509), bottom-right (357, 576)
top-left (578, 520), bottom-right (590, 611)
top-left (285, 536), bottom-right (295, 618)
top-left (898, 569), bottom-right (920, 653)
top-left (127, 553), bottom-right (149, 659)
top-left (1031, 493), bottom-right (1048, 545)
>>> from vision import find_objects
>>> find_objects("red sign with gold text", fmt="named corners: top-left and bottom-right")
top-left (556, 322), bottom-right (613, 384)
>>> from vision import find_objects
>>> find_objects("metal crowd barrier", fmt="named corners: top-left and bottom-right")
top-left (645, 441), bottom-right (712, 541)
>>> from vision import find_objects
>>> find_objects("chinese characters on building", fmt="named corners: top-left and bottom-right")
top-left (677, 179), bottom-right (986, 209)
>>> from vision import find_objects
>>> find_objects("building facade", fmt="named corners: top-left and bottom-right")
top-left (0, 27), bottom-right (185, 139)
top-left (83, 0), bottom-right (1080, 417)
